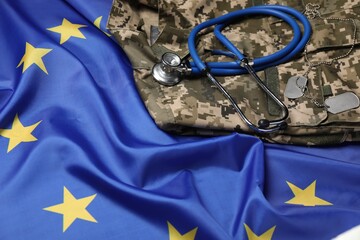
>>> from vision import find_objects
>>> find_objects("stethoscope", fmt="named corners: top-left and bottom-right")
top-left (152, 5), bottom-right (312, 133)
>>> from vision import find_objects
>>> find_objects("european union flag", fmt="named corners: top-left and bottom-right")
top-left (0, 1), bottom-right (359, 239)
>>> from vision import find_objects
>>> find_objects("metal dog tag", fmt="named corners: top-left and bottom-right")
top-left (325, 92), bottom-right (360, 114)
top-left (284, 76), bottom-right (308, 99)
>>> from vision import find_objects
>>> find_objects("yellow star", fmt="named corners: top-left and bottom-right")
top-left (17, 42), bottom-right (52, 74)
top-left (0, 114), bottom-right (41, 153)
top-left (244, 224), bottom-right (276, 240)
top-left (43, 187), bottom-right (97, 232)
top-left (93, 16), bottom-right (111, 37)
top-left (47, 18), bottom-right (87, 44)
top-left (285, 180), bottom-right (332, 207)
top-left (168, 221), bottom-right (198, 240)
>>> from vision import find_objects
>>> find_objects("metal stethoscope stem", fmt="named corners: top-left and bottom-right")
top-left (152, 5), bottom-right (311, 133)
top-left (205, 59), bottom-right (288, 133)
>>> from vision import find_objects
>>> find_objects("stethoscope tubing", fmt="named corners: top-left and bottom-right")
top-left (188, 5), bottom-right (312, 76)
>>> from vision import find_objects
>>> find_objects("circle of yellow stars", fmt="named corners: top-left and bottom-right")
top-left (2, 12), bottom-right (338, 238)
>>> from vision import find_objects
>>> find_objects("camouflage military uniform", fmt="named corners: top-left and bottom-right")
top-left (107, 0), bottom-right (360, 145)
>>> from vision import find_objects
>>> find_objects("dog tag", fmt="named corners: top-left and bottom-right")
top-left (325, 92), bottom-right (360, 114)
top-left (284, 76), bottom-right (307, 99)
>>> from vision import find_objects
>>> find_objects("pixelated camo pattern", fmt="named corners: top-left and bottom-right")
top-left (107, 0), bottom-right (360, 145)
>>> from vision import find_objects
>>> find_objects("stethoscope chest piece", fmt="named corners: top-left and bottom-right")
top-left (152, 52), bottom-right (182, 86)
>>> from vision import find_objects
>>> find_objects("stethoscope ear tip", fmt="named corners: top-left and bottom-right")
top-left (258, 119), bottom-right (288, 131)
top-left (258, 119), bottom-right (270, 129)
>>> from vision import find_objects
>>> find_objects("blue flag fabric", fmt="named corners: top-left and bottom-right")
top-left (0, 1), bottom-right (359, 239)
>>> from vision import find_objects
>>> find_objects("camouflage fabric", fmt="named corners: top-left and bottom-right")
top-left (107, 0), bottom-right (360, 145)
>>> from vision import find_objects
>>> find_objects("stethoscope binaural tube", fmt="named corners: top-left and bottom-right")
top-left (188, 5), bottom-right (312, 75)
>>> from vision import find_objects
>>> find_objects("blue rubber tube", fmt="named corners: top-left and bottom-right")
top-left (187, 5), bottom-right (311, 76)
